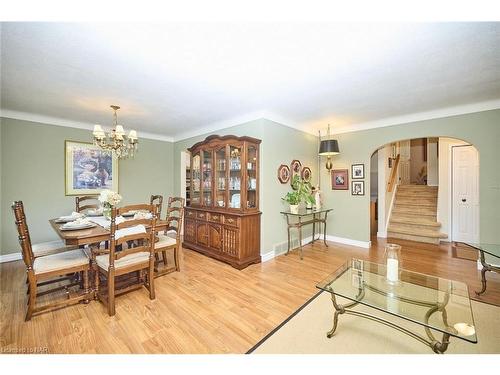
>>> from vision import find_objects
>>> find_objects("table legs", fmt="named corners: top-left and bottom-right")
top-left (475, 250), bottom-right (500, 296)
top-left (326, 290), bottom-right (455, 354)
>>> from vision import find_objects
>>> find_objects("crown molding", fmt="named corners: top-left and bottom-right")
top-left (0, 109), bottom-right (174, 143)
top-left (322, 99), bottom-right (500, 136)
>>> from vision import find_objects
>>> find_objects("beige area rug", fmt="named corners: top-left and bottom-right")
top-left (250, 292), bottom-right (500, 354)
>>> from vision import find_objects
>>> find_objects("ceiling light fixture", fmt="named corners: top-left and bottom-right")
top-left (92, 105), bottom-right (138, 159)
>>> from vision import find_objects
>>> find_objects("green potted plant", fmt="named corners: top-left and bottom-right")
top-left (282, 175), bottom-right (315, 214)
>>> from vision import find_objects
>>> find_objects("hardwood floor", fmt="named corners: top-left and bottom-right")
top-left (1, 238), bottom-right (499, 354)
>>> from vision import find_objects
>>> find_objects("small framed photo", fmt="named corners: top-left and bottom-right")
top-left (351, 181), bottom-right (365, 196)
top-left (351, 164), bottom-right (365, 179)
top-left (331, 169), bottom-right (348, 190)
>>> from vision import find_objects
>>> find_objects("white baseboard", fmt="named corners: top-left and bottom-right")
top-left (326, 235), bottom-right (371, 249)
top-left (0, 252), bottom-right (22, 263)
top-left (263, 234), bottom-right (371, 262)
top-left (377, 231), bottom-right (387, 238)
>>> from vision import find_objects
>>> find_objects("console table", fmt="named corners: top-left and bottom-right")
top-left (280, 208), bottom-right (332, 259)
top-left (456, 242), bottom-right (500, 296)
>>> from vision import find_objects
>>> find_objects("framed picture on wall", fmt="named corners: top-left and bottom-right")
top-left (65, 140), bottom-right (119, 196)
top-left (301, 166), bottom-right (312, 183)
top-left (351, 181), bottom-right (365, 196)
top-left (331, 169), bottom-right (348, 190)
top-left (351, 163), bottom-right (365, 179)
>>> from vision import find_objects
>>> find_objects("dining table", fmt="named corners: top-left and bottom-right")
top-left (49, 217), bottom-right (169, 247)
top-left (49, 216), bottom-right (170, 299)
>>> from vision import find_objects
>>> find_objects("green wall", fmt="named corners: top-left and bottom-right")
top-left (0, 117), bottom-right (174, 256)
top-left (173, 118), bottom-right (319, 254)
top-left (2, 109), bottom-right (498, 258)
top-left (321, 109), bottom-right (500, 244)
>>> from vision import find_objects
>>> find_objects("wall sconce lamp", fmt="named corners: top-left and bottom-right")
top-left (318, 124), bottom-right (340, 171)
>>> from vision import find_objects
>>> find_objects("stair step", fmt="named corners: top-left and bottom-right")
top-left (392, 207), bottom-right (436, 217)
top-left (387, 225), bottom-right (447, 238)
top-left (394, 203), bottom-right (437, 211)
top-left (387, 232), bottom-right (441, 245)
top-left (395, 199), bottom-right (437, 206)
top-left (390, 217), bottom-right (441, 227)
top-left (398, 185), bottom-right (438, 190)
top-left (396, 192), bottom-right (438, 198)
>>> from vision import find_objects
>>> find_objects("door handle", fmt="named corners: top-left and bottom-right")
top-left (461, 199), bottom-right (467, 202)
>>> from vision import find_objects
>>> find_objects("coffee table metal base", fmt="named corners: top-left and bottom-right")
top-left (326, 293), bottom-right (453, 354)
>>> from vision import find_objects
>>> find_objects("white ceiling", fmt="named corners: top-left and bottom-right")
top-left (1, 22), bottom-right (500, 140)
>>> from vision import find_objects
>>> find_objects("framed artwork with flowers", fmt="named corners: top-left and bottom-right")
top-left (65, 140), bottom-right (119, 196)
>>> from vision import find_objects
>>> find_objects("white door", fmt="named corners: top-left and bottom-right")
top-left (452, 145), bottom-right (479, 242)
top-left (399, 140), bottom-right (411, 185)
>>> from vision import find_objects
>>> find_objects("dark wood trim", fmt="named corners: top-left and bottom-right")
top-left (188, 134), bottom-right (262, 152)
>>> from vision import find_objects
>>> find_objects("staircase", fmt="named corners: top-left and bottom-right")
top-left (387, 185), bottom-right (447, 244)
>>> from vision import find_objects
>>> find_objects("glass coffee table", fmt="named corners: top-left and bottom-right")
top-left (316, 259), bottom-right (477, 353)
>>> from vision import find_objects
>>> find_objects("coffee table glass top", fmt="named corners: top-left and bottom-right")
top-left (317, 259), bottom-right (477, 343)
top-left (462, 242), bottom-right (500, 259)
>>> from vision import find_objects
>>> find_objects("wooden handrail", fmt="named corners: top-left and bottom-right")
top-left (387, 154), bottom-right (400, 192)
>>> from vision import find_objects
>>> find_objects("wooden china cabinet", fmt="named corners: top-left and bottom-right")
top-left (183, 135), bottom-right (261, 269)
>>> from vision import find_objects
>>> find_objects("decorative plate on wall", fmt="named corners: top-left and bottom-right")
top-left (290, 160), bottom-right (302, 189)
top-left (277, 164), bottom-right (291, 184)
top-left (291, 159), bottom-right (302, 173)
top-left (301, 166), bottom-right (312, 183)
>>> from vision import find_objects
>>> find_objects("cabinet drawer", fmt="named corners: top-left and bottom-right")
top-left (185, 209), bottom-right (196, 219)
top-left (196, 211), bottom-right (208, 220)
top-left (223, 215), bottom-right (239, 227)
top-left (208, 213), bottom-right (222, 223)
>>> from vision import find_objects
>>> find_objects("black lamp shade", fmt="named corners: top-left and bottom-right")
top-left (319, 139), bottom-right (340, 156)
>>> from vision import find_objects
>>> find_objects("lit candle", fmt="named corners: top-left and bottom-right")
top-left (128, 130), bottom-right (137, 140)
top-left (115, 125), bottom-right (125, 135)
top-left (387, 258), bottom-right (399, 283)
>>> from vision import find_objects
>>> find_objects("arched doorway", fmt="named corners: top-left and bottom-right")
top-left (370, 137), bottom-right (479, 244)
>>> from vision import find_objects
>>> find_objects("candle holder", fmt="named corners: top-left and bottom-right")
top-left (384, 243), bottom-right (402, 285)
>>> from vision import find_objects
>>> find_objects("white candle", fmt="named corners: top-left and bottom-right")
top-left (387, 258), bottom-right (399, 282)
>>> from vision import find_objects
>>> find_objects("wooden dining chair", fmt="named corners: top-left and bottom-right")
top-left (154, 197), bottom-right (185, 276)
top-left (13, 202), bottom-right (79, 259)
top-left (75, 195), bottom-right (99, 213)
top-left (12, 201), bottom-right (91, 321)
top-left (94, 204), bottom-right (157, 316)
top-left (150, 195), bottom-right (163, 219)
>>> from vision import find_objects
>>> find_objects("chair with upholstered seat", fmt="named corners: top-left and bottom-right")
top-left (75, 195), bottom-right (99, 213)
top-left (12, 201), bottom-right (91, 321)
top-left (94, 204), bottom-right (157, 316)
top-left (154, 197), bottom-right (184, 276)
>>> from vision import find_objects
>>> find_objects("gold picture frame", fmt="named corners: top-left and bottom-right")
top-left (65, 140), bottom-right (119, 196)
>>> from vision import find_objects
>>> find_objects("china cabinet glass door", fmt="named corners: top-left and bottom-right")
top-left (246, 144), bottom-right (258, 209)
top-left (191, 152), bottom-right (201, 205)
top-left (215, 147), bottom-right (227, 208)
top-left (202, 149), bottom-right (213, 206)
top-left (228, 145), bottom-right (242, 209)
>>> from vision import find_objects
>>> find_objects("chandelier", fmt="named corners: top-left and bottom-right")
top-left (92, 105), bottom-right (138, 159)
